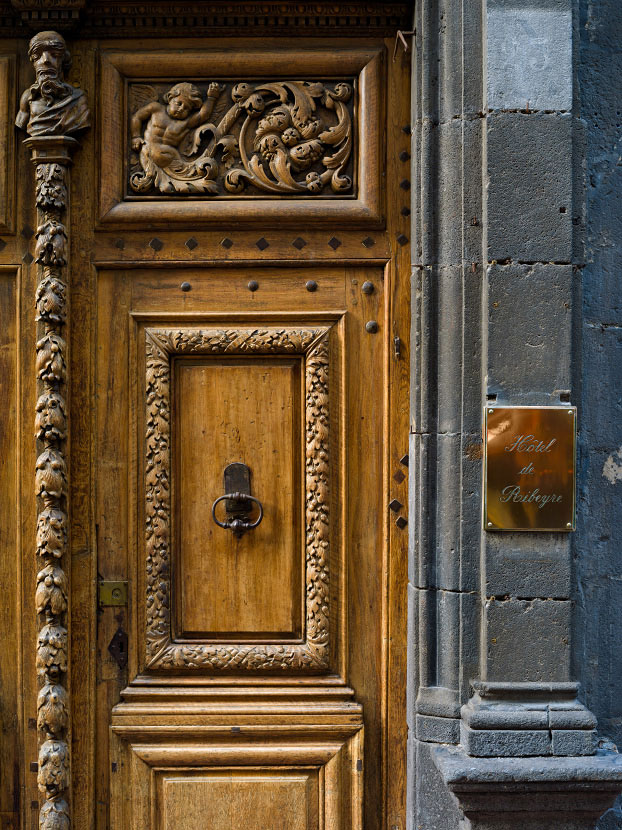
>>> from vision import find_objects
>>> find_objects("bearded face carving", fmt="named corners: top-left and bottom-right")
top-left (37, 739), bottom-right (69, 796)
top-left (35, 391), bottom-right (67, 443)
top-left (37, 624), bottom-right (68, 679)
top-left (37, 683), bottom-right (68, 737)
top-left (15, 31), bottom-right (90, 138)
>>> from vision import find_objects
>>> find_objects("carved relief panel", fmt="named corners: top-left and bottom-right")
top-left (128, 80), bottom-right (355, 198)
top-left (99, 45), bottom-right (383, 226)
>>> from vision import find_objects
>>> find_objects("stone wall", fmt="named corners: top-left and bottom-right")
top-left (408, 0), bottom-right (622, 826)
top-left (577, 0), bottom-right (622, 826)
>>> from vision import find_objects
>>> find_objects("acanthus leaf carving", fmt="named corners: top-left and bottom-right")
top-left (143, 327), bottom-right (331, 671)
top-left (129, 80), bottom-right (353, 197)
top-left (35, 163), bottom-right (67, 210)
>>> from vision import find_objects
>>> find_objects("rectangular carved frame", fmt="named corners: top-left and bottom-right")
top-left (142, 324), bottom-right (333, 673)
top-left (98, 43), bottom-right (384, 228)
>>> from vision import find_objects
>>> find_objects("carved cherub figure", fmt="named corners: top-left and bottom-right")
top-left (130, 82), bottom-right (224, 193)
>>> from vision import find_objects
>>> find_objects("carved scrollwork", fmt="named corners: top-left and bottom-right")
top-left (128, 79), bottom-right (354, 197)
top-left (144, 327), bottom-right (331, 671)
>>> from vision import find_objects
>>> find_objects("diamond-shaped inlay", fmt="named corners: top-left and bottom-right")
top-left (256, 237), bottom-right (269, 251)
top-left (0, 238), bottom-right (6, 252)
top-left (399, 179), bottom-right (411, 191)
top-left (362, 237), bottom-right (375, 248)
top-left (149, 238), bottom-right (163, 251)
top-left (393, 470), bottom-right (406, 484)
top-left (21, 224), bottom-right (34, 240)
top-left (114, 238), bottom-right (125, 250)
top-left (399, 150), bottom-right (411, 162)
top-left (395, 516), bottom-right (408, 529)
top-left (220, 237), bottom-right (234, 249)
top-left (292, 237), bottom-right (307, 250)
top-left (328, 236), bottom-right (342, 250)
top-left (400, 454), bottom-right (409, 467)
top-left (185, 237), bottom-right (198, 250)
top-left (397, 234), bottom-right (409, 246)
top-left (389, 499), bottom-right (403, 513)
top-left (401, 206), bottom-right (411, 217)
top-left (22, 252), bottom-right (33, 265)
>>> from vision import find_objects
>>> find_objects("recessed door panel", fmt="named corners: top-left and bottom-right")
top-left (176, 357), bottom-right (303, 640)
top-left (157, 769), bottom-right (318, 830)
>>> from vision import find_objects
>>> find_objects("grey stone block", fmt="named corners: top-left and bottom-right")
top-left (417, 713), bottom-right (461, 744)
top-left (407, 581), bottom-right (417, 730)
top-left (484, 598), bottom-right (572, 682)
top-left (487, 263), bottom-right (573, 402)
top-left (487, 112), bottom-right (572, 262)
top-left (433, 746), bottom-right (622, 830)
top-left (415, 741), bottom-right (466, 830)
top-left (485, 533), bottom-right (571, 599)
top-left (552, 730), bottom-right (597, 756)
top-left (549, 708), bottom-right (598, 730)
top-left (462, 704), bottom-right (549, 731)
top-left (461, 722), bottom-right (551, 756)
top-left (487, 3), bottom-right (572, 111)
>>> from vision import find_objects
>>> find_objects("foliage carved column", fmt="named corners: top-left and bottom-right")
top-left (15, 30), bottom-right (89, 830)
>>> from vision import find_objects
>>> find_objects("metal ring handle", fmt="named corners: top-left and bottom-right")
top-left (211, 492), bottom-right (263, 535)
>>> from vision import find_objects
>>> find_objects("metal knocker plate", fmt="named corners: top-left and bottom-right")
top-left (212, 462), bottom-right (263, 538)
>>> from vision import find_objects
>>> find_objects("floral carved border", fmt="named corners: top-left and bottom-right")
top-left (144, 326), bottom-right (331, 672)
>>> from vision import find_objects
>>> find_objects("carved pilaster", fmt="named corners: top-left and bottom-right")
top-left (16, 30), bottom-right (89, 830)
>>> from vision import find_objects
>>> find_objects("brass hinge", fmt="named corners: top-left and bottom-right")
top-left (98, 580), bottom-right (128, 607)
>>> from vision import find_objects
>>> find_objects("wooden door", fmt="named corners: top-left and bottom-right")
top-left (2, 23), bottom-right (410, 830)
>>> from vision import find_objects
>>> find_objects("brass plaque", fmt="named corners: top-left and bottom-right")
top-left (484, 406), bottom-right (576, 531)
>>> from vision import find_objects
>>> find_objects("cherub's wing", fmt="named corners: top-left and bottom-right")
top-left (209, 88), bottom-right (233, 130)
top-left (129, 84), bottom-right (159, 112)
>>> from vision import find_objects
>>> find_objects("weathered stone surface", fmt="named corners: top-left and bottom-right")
top-left (485, 533), bottom-right (572, 599)
top-left (487, 0), bottom-right (572, 112)
top-left (552, 730), bottom-right (597, 756)
top-left (487, 263), bottom-right (573, 402)
top-left (485, 598), bottom-right (571, 682)
top-left (487, 112), bottom-right (572, 262)
top-left (417, 713), bottom-right (461, 744)
top-left (461, 722), bottom-right (552, 757)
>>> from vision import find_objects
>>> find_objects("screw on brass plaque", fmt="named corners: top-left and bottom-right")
top-left (108, 628), bottom-right (128, 670)
top-left (99, 580), bottom-right (128, 607)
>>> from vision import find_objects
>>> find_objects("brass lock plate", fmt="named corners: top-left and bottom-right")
top-left (98, 580), bottom-right (128, 606)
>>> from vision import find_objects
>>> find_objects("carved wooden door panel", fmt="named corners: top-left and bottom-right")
top-left (2, 22), bottom-right (409, 830)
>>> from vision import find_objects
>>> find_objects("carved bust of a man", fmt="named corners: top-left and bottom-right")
top-left (15, 31), bottom-right (90, 137)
